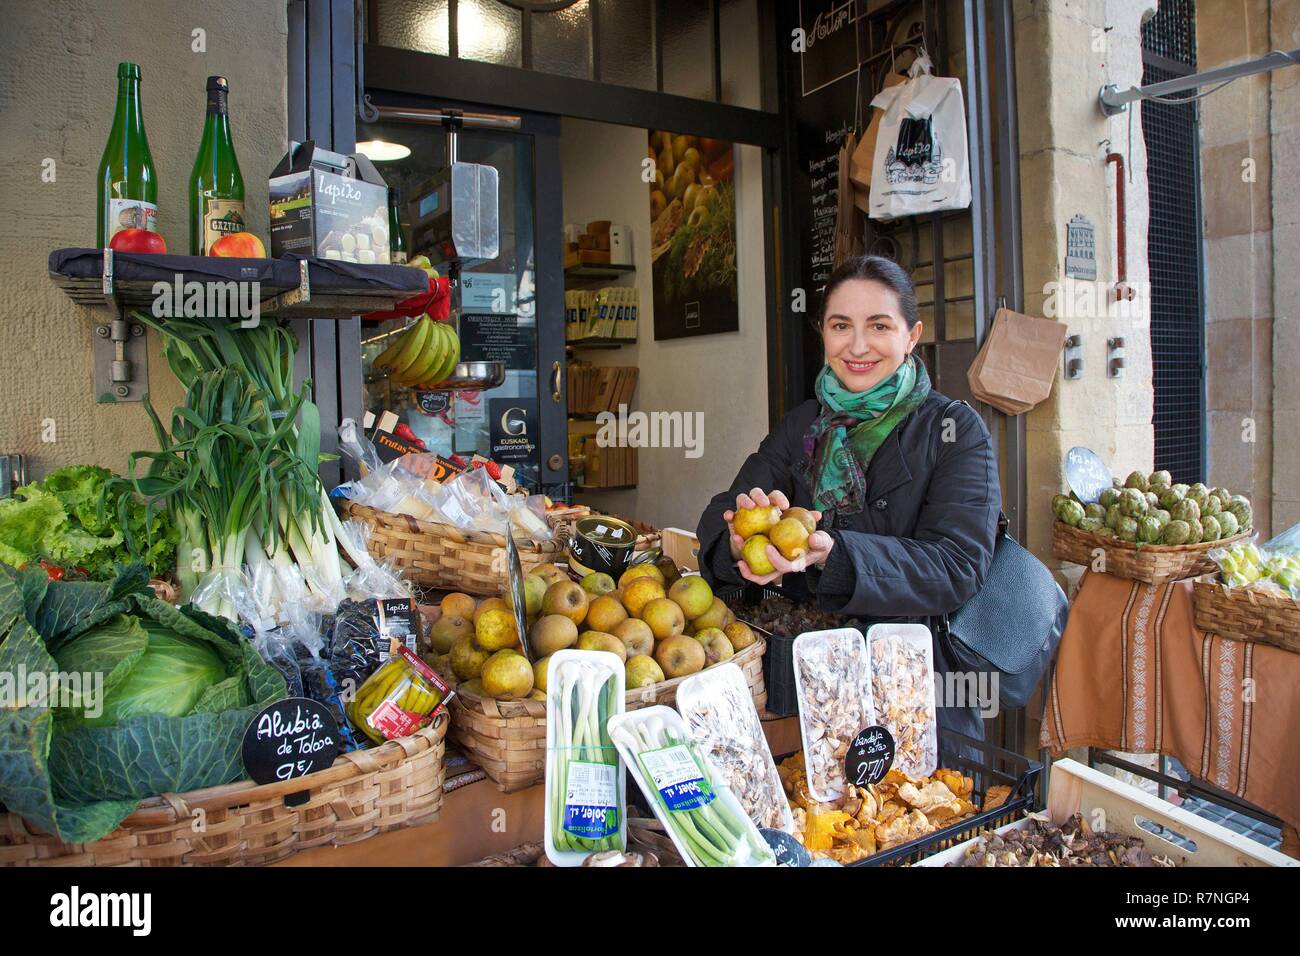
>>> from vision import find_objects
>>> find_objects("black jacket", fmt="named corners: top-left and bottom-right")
top-left (696, 390), bottom-right (1001, 738)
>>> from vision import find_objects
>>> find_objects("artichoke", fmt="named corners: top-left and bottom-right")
top-left (1202, 494), bottom-right (1222, 517)
top-left (1138, 516), bottom-right (1163, 544)
top-left (1117, 516), bottom-right (1140, 542)
top-left (1125, 471), bottom-right (1150, 492)
top-left (1084, 502), bottom-right (1107, 522)
top-left (1153, 509), bottom-right (1172, 528)
top-left (1171, 498), bottom-right (1201, 524)
top-left (1098, 487), bottom-right (1121, 509)
top-left (1201, 514), bottom-right (1222, 541)
top-left (1157, 486), bottom-right (1184, 510)
top-left (1217, 511), bottom-right (1240, 538)
top-left (1185, 517), bottom-right (1204, 545)
top-left (1149, 470), bottom-right (1172, 489)
top-left (1145, 492), bottom-right (1161, 511)
top-left (1172, 483), bottom-right (1190, 498)
top-left (1228, 495), bottom-right (1252, 530)
top-left (1105, 503), bottom-right (1124, 529)
top-left (1060, 499), bottom-right (1086, 527)
top-left (1119, 488), bottom-right (1148, 518)
top-left (1211, 487), bottom-right (1232, 506)
top-left (1161, 520), bottom-right (1192, 545)
top-left (1080, 517), bottom-right (1105, 534)
top-left (1051, 494), bottom-right (1071, 520)
top-left (1185, 483), bottom-right (1209, 510)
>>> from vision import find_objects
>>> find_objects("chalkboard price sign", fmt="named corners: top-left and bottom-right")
top-left (242, 698), bottom-right (342, 806)
top-left (761, 827), bottom-right (812, 867)
top-left (844, 725), bottom-right (895, 788)
top-left (1064, 446), bottom-right (1113, 504)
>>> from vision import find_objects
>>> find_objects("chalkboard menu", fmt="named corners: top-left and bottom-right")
top-left (241, 698), bottom-right (342, 806)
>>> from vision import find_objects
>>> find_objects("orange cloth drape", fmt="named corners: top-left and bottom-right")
top-left (1042, 570), bottom-right (1300, 832)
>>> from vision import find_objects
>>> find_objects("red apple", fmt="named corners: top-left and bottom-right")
top-left (209, 231), bottom-right (266, 258)
top-left (108, 228), bottom-right (166, 254)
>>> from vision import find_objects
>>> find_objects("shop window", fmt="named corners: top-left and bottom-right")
top-left (595, 0), bottom-right (656, 91)
top-left (533, 0), bottom-right (590, 79)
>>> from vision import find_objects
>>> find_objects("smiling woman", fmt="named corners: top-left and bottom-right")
top-left (696, 254), bottom-right (1002, 740)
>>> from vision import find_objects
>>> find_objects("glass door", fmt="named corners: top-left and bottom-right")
top-left (357, 104), bottom-right (567, 495)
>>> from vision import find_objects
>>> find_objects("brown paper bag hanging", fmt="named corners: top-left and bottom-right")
top-left (833, 132), bottom-right (863, 269)
top-left (850, 71), bottom-right (907, 191)
top-left (966, 308), bottom-right (1069, 415)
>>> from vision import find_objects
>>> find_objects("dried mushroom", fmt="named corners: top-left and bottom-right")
top-left (794, 632), bottom-right (874, 802)
top-left (949, 813), bottom-right (1177, 867)
top-left (868, 631), bottom-right (938, 778)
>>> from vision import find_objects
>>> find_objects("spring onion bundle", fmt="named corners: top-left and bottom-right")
top-left (544, 651), bottom-right (626, 864)
top-left (609, 707), bottom-right (774, 867)
top-left (117, 313), bottom-right (371, 620)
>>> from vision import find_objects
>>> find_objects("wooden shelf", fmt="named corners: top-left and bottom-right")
top-left (49, 248), bottom-right (427, 320)
top-left (565, 337), bottom-right (637, 350)
top-left (564, 263), bottom-right (636, 284)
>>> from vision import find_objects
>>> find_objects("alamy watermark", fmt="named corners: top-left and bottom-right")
top-left (152, 273), bottom-right (261, 328)
top-left (0, 666), bottom-right (103, 718)
top-left (595, 404), bottom-right (704, 459)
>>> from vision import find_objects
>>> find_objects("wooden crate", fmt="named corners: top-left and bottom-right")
top-left (917, 758), bottom-right (1297, 867)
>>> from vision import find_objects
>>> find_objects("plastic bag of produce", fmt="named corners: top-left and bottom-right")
top-left (544, 649), bottom-right (627, 866)
top-left (676, 663), bottom-right (794, 834)
top-left (609, 706), bottom-right (776, 867)
top-left (866, 623), bottom-right (939, 778)
top-left (792, 628), bottom-right (875, 803)
top-left (328, 596), bottom-right (419, 695)
top-left (1263, 522), bottom-right (1300, 557)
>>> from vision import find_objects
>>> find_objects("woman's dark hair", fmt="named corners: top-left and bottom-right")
top-left (815, 255), bottom-right (919, 330)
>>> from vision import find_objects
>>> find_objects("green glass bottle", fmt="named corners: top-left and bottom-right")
top-left (96, 62), bottom-right (159, 246)
top-left (189, 76), bottom-right (246, 254)
top-left (387, 186), bottom-right (407, 264)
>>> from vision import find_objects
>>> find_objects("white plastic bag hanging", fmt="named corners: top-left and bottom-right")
top-left (868, 51), bottom-right (971, 220)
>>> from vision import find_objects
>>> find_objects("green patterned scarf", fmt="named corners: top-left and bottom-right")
top-left (805, 356), bottom-right (932, 515)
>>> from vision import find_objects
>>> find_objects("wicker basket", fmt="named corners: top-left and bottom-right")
top-left (0, 715), bottom-right (448, 867)
top-left (1191, 580), bottom-right (1300, 653)
top-left (451, 638), bottom-right (767, 792)
top-left (1052, 521), bottom-right (1249, 585)
top-left (340, 501), bottom-right (564, 595)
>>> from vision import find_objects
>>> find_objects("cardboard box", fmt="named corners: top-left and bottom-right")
top-left (660, 528), bottom-right (700, 572)
top-left (269, 141), bottom-right (391, 262)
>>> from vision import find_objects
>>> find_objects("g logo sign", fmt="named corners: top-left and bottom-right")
top-left (501, 406), bottom-right (527, 436)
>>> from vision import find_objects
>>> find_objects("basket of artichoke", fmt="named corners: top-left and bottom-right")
top-left (1051, 470), bottom-right (1252, 584)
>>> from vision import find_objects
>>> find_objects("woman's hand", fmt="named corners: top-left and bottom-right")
top-left (722, 488), bottom-right (834, 584)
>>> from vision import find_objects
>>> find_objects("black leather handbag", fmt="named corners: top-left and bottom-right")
top-left (938, 512), bottom-right (1069, 710)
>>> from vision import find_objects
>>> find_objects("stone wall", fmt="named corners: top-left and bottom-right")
top-left (1015, 0), bottom-right (1159, 577)
top-left (0, 0), bottom-right (288, 479)
top-left (1199, 0), bottom-right (1278, 538)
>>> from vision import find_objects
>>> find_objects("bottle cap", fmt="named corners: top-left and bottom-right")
top-left (117, 63), bottom-right (142, 79)
top-left (206, 76), bottom-right (229, 92)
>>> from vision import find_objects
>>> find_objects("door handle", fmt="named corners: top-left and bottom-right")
top-left (551, 361), bottom-right (562, 403)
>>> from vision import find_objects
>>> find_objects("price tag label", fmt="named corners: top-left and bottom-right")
top-left (1064, 446), bottom-right (1113, 505)
top-left (844, 725), bottom-right (895, 789)
top-left (241, 698), bottom-right (342, 807)
top-left (761, 828), bottom-right (811, 867)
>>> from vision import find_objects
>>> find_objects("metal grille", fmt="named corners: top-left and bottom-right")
top-left (1142, 8), bottom-right (1204, 485)
top-left (1141, 0), bottom-right (1196, 67)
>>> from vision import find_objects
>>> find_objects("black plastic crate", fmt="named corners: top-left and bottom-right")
top-left (716, 584), bottom-right (864, 717)
top-left (852, 728), bottom-right (1041, 866)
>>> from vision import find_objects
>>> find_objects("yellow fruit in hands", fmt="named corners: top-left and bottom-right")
top-left (769, 517), bottom-right (810, 561)
top-left (742, 535), bottom-right (777, 576)
top-left (782, 507), bottom-right (818, 535)
top-left (475, 608), bottom-right (520, 652)
top-left (733, 505), bottom-right (781, 539)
